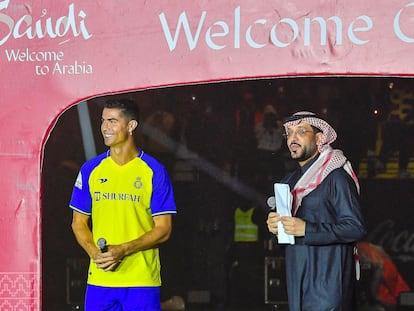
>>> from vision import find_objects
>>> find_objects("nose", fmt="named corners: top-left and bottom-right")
top-left (288, 131), bottom-right (299, 140)
top-left (101, 120), bottom-right (109, 131)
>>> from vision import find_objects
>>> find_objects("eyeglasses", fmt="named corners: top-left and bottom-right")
top-left (283, 129), bottom-right (315, 138)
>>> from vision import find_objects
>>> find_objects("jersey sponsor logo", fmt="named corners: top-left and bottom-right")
top-left (134, 177), bottom-right (143, 189)
top-left (94, 191), bottom-right (141, 202)
top-left (75, 172), bottom-right (82, 189)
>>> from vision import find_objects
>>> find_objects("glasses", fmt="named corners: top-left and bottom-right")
top-left (283, 129), bottom-right (315, 138)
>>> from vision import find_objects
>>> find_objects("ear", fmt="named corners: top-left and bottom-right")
top-left (315, 132), bottom-right (323, 146)
top-left (128, 120), bottom-right (138, 132)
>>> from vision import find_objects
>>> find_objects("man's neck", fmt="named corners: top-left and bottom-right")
top-left (110, 143), bottom-right (139, 166)
top-left (298, 151), bottom-right (320, 167)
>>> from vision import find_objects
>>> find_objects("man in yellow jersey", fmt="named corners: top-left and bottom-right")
top-left (69, 98), bottom-right (177, 311)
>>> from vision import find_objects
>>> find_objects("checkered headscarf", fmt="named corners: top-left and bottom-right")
top-left (283, 111), bottom-right (337, 152)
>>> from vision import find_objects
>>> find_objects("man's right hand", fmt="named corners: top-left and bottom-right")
top-left (93, 247), bottom-right (123, 272)
top-left (267, 211), bottom-right (281, 235)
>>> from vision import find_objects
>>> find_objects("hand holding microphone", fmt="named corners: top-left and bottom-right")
top-left (96, 238), bottom-right (123, 272)
top-left (266, 196), bottom-right (280, 235)
top-left (97, 237), bottom-right (108, 253)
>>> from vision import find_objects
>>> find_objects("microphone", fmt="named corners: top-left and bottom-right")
top-left (97, 238), bottom-right (108, 253)
top-left (267, 196), bottom-right (276, 210)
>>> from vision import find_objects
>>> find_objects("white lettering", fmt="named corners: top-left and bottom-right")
top-left (0, 0), bottom-right (10, 10)
top-left (394, 2), bottom-right (414, 43)
top-left (52, 60), bottom-right (93, 75)
top-left (5, 48), bottom-right (64, 62)
top-left (157, 7), bottom-right (398, 52)
top-left (35, 65), bottom-right (49, 75)
top-left (347, 15), bottom-right (372, 45)
top-left (304, 16), bottom-right (343, 46)
top-left (0, 3), bottom-right (92, 46)
top-left (246, 19), bottom-right (267, 48)
top-left (13, 15), bottom-right (32, 39)
top-left (270, 18), bottom-right (299, 48)
top-left (234, 6), bottom-right (240, 48)
top-left (0, 10), bottom-right (13, 45)
top-left (205, 21), bottom-right (229, 50)
top-left (159, 11), bottom-right (206, 51)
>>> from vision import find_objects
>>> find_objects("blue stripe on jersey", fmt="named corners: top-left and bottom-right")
top-left (140, 151), bottom-right (176, 216)
top-left (69, 152), bottom-right (108, 215)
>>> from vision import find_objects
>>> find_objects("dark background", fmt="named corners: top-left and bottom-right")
top-left (42, 77), bottom-right (414, 310)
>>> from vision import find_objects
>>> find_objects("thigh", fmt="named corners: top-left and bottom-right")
top-left (122, 287), bottom-right (161, 311)
top-left (85, 285), bottom-right (122, 311)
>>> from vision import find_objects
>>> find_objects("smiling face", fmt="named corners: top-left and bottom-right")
top-left (101, 107), bottom-right (132, 148)
top-left (285, 121), bottom-right (322, 166)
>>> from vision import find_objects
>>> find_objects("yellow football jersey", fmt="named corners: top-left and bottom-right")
top-left (70, 150), bottom-right (176, 287)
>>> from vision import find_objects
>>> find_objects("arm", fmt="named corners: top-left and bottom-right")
top-left (71, 211), bottom-right (100, 260)
top-left (120, 214), bottom-right (172, 255)
top-left (95, 214), bottom-right (173, 271)
top-left (303, 169), bottom-right (367, 245)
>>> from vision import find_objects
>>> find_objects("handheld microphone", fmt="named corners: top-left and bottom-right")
top-left (267, 196), bottom-right (276, 210)
top-left (97, 238), bottom-right (108, 253)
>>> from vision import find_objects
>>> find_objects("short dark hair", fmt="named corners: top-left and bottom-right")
top-left (104, 98), bottom-right (140, 122)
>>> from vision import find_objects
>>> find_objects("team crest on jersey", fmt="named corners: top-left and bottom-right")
top-left (134, 177), bottom-right (143, 189)
top-left (75, 172), bottom-right (82, 189)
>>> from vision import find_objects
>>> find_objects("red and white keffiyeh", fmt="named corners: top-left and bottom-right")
top-left (283, 112), bottom-right (360, 215)
top-left (283, 111), bottom-right (337, 153)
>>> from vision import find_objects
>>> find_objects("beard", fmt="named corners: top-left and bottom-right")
top-left (290, 142), bottom-right (318, 163)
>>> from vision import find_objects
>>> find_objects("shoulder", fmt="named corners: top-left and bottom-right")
top-left (140, 151), bottom-right (165, 171)
top-left (79, 152), bottom-right (107, 174)
top-left (326, 167), bottom-right (353, 180)
top-left (139, 151), bottom-right (171, 182)
top-left (324, 167), bottom-right (358, 192)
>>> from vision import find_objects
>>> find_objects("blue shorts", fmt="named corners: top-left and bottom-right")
top-left (84, 284), bottom-right (161, 311)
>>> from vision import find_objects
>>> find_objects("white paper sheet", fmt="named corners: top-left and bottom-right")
top-left (274, 183), bottom-right (295, 245)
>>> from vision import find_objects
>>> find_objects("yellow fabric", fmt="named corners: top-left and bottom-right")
top-left (87, 156), bottom-right (160, 287)
top-left (234, 207), bottom-right (258, 242)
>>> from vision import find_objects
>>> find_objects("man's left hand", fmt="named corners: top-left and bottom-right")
top-left (281, 216), bottom-right (306, 237)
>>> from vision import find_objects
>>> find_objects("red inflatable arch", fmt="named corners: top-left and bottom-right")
top-left (2, 0), bottom-right (414, 308)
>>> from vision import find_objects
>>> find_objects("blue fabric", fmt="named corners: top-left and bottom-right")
top-left (85, 285), bottom-right (161, 311)
top-left (282, 163), bottom-right (366, 311)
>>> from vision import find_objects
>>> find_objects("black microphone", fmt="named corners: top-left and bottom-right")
top-left (97, 238), bottom-right (108, 253)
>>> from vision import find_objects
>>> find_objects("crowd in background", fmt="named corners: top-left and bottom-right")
top-left (119, 77), bottom-right (414, 184)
